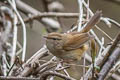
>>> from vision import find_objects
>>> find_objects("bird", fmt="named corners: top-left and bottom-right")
top-left (44, 10), bottom-right (102, 62)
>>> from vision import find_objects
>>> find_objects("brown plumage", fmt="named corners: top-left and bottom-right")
top-left (44, 32), bottom-right (92, 61)
top-left (44, 10), bottom-right (102, 62)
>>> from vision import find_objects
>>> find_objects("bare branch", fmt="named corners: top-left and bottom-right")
top-left (40, 71), bottom-right (76, 80)
top-left (98, 32), bottom-right (120, 80)
top-left (12, 46), bottom-right (49, 77)
top-left (98, 48), bottom-right (120, 80)
top-left (18, 12), bottom-right (80, 25)
top-left (0, 76), bottom-right (40, 80)
top-left (15, 0), bottom-right (60, 32)
top-left (99, 32), bottom-right (120, 68)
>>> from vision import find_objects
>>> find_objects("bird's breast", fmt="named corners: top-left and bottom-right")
top-left (61, 44), bottom-right (88, 60)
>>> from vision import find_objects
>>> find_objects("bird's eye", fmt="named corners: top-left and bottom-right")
top-left (52, 38), bottom-right (57, 40)
top-left (52, 38), bottom-right (61, 40)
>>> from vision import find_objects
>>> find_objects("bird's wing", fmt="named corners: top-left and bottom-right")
top-left (63, 33), bottom-right (93, 50)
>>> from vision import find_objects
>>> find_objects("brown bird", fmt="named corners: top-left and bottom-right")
top-left (44, 11), bottom-right (102, 62)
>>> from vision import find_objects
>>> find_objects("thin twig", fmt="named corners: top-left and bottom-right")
top-left (77, 0), bottom-right (83, 31)
top-left (11, 12), bottom-right (18, 66)
top-left (105, 61), bottom-right (120, 80)
top-left (18, 12), bottom-right (80, 25)
top-left (95, 25), bottom-right (113, 41)
top-left (8, 0), bottom-right (27, 62)
top-left (98, 33), bottom-right (120, 80)
top-left (40, 71), bottom-right (76, 80)
top-left (99, 32), bottom-right (120, 68)
top-left (105, 18), bottom-right (120, 28)
top-left (16, 0), bottom-right (60, 32)
top-left (111, 73), bottom-right (120, 80)
top-left (14, 46), bottom-right (49, 77)
top-left (0, 76), bottom-right (40, 80)
top-left (98, 48), bottom-right (120, 80)
top-left (34, 59), bottom-right (53, 75)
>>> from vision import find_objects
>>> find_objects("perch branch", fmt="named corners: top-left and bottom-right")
top-left (11, 45), bottom-right (49, 77)
top-left (98, 32), bottom-right (120, 80)
top-left (99, 32), bottom-right (120, 68)
top-left (98, 48), bottom-right (120, 80)
top-left (40, 71), bottom-right (76, 80)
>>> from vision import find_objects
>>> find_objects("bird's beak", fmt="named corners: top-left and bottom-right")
top-left (43, 35), bottom-right (48, 38)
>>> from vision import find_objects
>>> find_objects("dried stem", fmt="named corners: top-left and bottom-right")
top-left (0, 76), bottom-right (40, 80)
top-left (40, 71), bottom-right (76, 80)
top-left (98, 32), bottom-right (120, 80)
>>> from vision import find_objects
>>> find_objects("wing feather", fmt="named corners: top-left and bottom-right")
top-left (63, 33), bottom-right (92, 50)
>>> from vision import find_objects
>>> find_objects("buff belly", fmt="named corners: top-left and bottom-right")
top-left (58, 44), bottom-right (88, 61)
